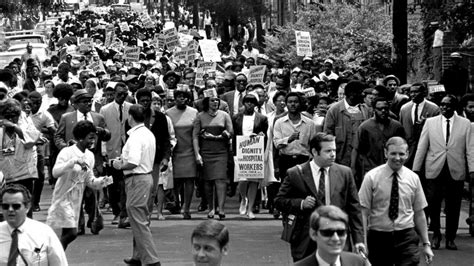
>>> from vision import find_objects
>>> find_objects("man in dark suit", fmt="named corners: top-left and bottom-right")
top-left (413, 95), bottom-right (474, 250)
top-left (220, 73), bottom-right (247, 116)
top-left (275, 132), bottom-right (365, 262)
top-left (54, 89), bottom-right (111, 234)
top-left (399, 83), bottom-right (440, 168)
top-left (295, 205), bottom-right (366, 266)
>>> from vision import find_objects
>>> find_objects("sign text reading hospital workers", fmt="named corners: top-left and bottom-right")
top-left (235, 135), bottom-right (264, 181)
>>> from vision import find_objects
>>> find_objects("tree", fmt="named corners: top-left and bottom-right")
top-left (392, 0), bottom-right (407, 84)
top-left (264, 3), bottom-right (393, 74)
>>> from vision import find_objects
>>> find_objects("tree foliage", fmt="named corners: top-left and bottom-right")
top-left (264, 3), bottom-right (394, 74)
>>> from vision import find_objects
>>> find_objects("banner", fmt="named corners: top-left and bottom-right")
top-left (234, 135), bottom-right (265, 181)
top-left (124, 46), bottom-right (140, 62)
top-left (295, 30), bottom-right (312, 56)
top-left (198, 40), bottom-right (221, 62)
top-left (248, 65), bottom-right (266, 85)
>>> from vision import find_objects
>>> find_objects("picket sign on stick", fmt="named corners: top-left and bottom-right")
top-left (234, 135), bottom-right (265, 181)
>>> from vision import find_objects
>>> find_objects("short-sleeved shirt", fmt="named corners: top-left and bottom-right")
top-left (30, 110), bottom-right (55, 131)
top-left (273, 114), bottom-right (317, 157)
top-left (122, 124), bottom-right (156, 175)
top-left (358, 164), bottom-right (427, 232)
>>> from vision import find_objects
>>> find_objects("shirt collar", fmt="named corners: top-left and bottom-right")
top-left (7, 217), bottom-right (29, 234)
top-left (310, 160), bottom-right (330, 174)
top-left (343, 98), bottom-right (359, 110)
top-left (127, 123), bottom-right (145, 136)
top-left (442, 113), bottom-right (456, 121)
top-left (316, 250), bottom-right (341, 266)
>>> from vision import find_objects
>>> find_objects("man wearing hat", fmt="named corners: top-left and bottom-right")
top-left (319, 59), bottom-right (338, 82)
top-left (54, 89), bottom-right (111, 235)
top-left (441, 52), bottom-right (469, 100)
top-left (301, 56), bottom-right (313, 72)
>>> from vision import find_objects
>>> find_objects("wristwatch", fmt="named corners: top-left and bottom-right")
top-left (423, 242), bottom-right (431, 246)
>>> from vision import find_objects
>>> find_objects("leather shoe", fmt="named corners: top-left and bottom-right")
top-left (431, 234), bottom-right (441, 249)
top-left (446, 240), bottom-right (458, 250)
top-left (123, 257), bottom-right (141, 265)
top-left (146, 262), bottom-right (161, 266)
top-left (118, 217), bottom-right (131, 229)
top-left (197, 203), bottom-right (207, 212)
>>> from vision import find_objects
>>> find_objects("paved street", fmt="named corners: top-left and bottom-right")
top-left (32, 185), bottom-right (474, 266)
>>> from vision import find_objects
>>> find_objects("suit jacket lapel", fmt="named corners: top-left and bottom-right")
top-left (301, 162), bottom-right (318, 197)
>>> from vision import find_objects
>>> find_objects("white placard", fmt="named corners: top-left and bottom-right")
top-left (248, 65), bottom-right (266, 85)
top-left (234, 135), bottom-right (265, 181)
top-left (295, 30), bottom-right (312, 56)
top-left (198, 39), bottom-right (222, 62)
top-left (124, 46), bottom-right (140, 62)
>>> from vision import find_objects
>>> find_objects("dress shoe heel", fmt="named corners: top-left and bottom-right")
top-left (123, 257), bottom-right (141, 265)
top-left (431, 234), bottom-right (441, 250)
top-left (446, 240), bottom-right (458, 250)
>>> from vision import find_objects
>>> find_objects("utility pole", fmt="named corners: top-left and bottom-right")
top-left (392, 0), bottom-right (407, 84)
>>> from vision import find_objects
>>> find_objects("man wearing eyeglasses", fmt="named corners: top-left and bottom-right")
top-left (295, 205), bottom-right (365, 266)
top-left (360, 137), bottom-right (434, 265)
top-left (0, 184), bottom-right (67, 265)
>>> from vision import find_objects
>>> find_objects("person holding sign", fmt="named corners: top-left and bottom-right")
top-left (232, 94), bottom-right (268, 220)
top-left (193, 89), bottom-right (233, 220)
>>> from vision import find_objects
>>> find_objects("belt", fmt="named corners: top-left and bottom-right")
top-left (124, 172), bottom-right (152, 179)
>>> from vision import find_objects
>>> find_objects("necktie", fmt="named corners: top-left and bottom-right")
top-left (7, 229), bottom-right (19, 266)
top-left (318, 168), bottom-right (326, 205)
top-left (84, 112), bottom-right (88, 121)
top-left (446, 119), bottom-right (450, 144)
top-left (414, 104), bottom-right (419, 124)
top-left (388, 172), bottom-right (399, 221)
top-left (119, 104), bottom-right (123, 122)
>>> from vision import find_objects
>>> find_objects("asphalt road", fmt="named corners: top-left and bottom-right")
top-left (31, 185), bottom-right (474, 266)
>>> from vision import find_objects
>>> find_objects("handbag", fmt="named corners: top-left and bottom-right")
top-left (281, 214), bottom-right (297, 242)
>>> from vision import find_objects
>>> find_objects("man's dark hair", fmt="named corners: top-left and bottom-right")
top-left (191, 220), bottom-right (229, 250)
top-left (461, 93), bottom-right (474, 107)
top-left (344, 80), bottom-right (366, 96)
top-left (310, 205), bottom-right (348, 231)
top-left (372, 96), bottom-right (389, 108)
top-left (73, 120), bottom-right (97, 140)
top-left (1, 184), bottom-right (32, 206)
top-left (310, 132), bottom-right (336, 154)
top-left (443, 94), bottom-right (459, 106)
top-left (129, 104), bottom-right (146, 123)
top-left (285, 92), bottom-right (303, 104)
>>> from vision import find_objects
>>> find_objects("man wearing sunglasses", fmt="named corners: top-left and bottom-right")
top-left (0, 184), bottom-right (67, 265)
top-left (295, 205), bottom-right (365, 266)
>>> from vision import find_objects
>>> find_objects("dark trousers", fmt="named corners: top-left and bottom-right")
top-left (107, 166), bottom-right (127, 218)
top-left (425, 163), bottom-right (464, 240)
top-left (33, 145), bottom-right (45, 207)
top-left (278, 154), bottom-right (310, 181)
top-left (79, 186), bottom-right (97, 230)
top-left (368, 228), bottom-right (420, 266)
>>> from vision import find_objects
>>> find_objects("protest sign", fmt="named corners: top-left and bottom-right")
top-left (428, 84), bottom-right (445, 93)
top-left (179, 33), bottom-right (193, 47)
top-left (109, 40), bottom-right (123, 52)
top-left (248, 65), bottom-right (266, 85)
top-left (194, 62), bottom-right (217, 87)
top-left (198, 40), bottom-right (221, 62)
top-left (119, 22), bottom-right (130, 32)
top-left (79, 37), bottom-right (94, 52)
top-left (302, 87), bottom-right (316, 97)
top-left (174, 49), bottom-right (187, 63)
top-left (130, 3), bottom-right (143, 13)
top-left (88, 60), bottom-right (106, 73)
top-left (163, 28), bottom-right (180, 50)
top-left (124, 46), bottom-right (140, 62)
top-left (140, 13), bottom-right (155, 29)
top-left (234, 135), bottom-right (265, 181)
top-left (203, 88), bottom-right (217, 98)
top-left (295, 30), bottom-right (312, 56)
